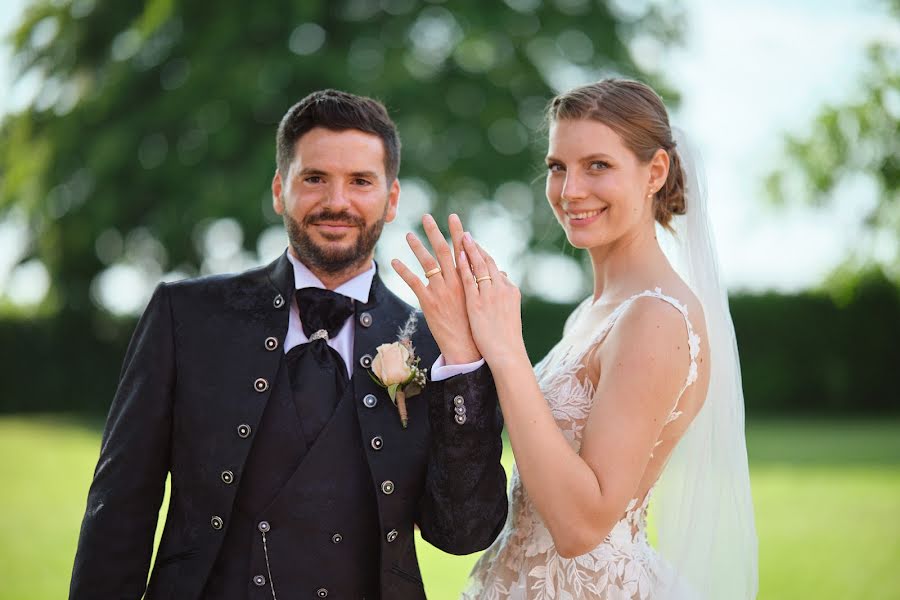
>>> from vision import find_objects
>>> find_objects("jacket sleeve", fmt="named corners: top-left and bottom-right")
top-left (416, 363), bottom-right (509, 554)
top-left (69, 283), bottom-right (176, 599)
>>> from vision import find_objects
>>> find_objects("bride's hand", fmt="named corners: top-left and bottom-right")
top-left (458, 233), bottom-right (528, 367)
top-left (391, 214), bottom-right (482, 365)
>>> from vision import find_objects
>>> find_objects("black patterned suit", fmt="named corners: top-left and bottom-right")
top-left (69, 252), bottom-right (508, 599)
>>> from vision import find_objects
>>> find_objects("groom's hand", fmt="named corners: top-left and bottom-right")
top-left (392, 213), bottom-right (481, 365)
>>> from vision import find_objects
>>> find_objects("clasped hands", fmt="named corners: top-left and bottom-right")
top-left (391, 214), bottom-right (526, 369)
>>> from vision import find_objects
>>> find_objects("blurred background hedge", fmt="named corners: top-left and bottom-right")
top-left (2, 264), bottom-right (897, 415)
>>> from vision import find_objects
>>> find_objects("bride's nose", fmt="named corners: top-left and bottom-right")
top-left (561, 173), bottom-right (588, 202)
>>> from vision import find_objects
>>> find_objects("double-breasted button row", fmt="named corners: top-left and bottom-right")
top-left (221, 470), bottom-right (234, 484)
top-left (363, 394), bottom-right (378, 408)
top-left (211, 516), bottom-right (224, 530)
top-left (264, 336), bottom-right (278, 351)
top-left (360, 354), bottom-right (373, 369)
top-left (381, 480), bottom-right (394, 495)
top-left (273, 294), bottom-right (285, 309)
top-left (359, 311), bottom-right (373, 327)
top-left (453, 395), bottom-right (467, 425)
top-left (254, 378), bottom-right (269, 392)
top-left (371, 436), bottom-right (383, 450)
top-left (237, 424), bottom-right (251, 438)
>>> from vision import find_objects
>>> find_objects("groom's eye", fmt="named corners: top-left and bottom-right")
top-left (305, 175), bottom-right (323, 184)
top-left (352, 178), bottom-right (372, 186)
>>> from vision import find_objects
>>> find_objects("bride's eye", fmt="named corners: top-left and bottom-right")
top-left (546, 162), bottom-right (564, 173)
top-left (589, 161), bottom-right (610, 170)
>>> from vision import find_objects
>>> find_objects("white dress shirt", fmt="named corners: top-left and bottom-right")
top-left (284, 251), bottom-right (483, 380)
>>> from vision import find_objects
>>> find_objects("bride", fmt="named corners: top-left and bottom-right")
top-left (394, 78), bottom-right (757, 599)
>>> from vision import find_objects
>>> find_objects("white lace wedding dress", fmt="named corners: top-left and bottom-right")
top-left (462, 288), bottom-right (701, 600)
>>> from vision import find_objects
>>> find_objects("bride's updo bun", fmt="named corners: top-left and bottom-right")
top-left (547, 79), bottom-right (686, 230)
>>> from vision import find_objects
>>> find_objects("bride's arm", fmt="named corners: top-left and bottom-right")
top-left (460, 235), bottom-right (690, 558)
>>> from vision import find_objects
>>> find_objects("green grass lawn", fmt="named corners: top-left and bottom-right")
top-left (1, 416), bottom-right (898, 599)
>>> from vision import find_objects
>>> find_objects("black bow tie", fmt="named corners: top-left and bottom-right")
top-left (295, 287), bottom-right (355, 342)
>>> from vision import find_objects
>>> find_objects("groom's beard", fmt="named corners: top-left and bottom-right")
top-left (284, 204), bottom-right (387, 275)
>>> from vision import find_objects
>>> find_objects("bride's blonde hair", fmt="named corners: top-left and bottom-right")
top-left (547, 79), bottom-right (686, 231)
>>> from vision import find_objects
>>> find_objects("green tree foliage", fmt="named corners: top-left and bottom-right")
top-left (0, 0), bottom-right (681, 322)
top-left (767, 3), bottom-right (900, 284)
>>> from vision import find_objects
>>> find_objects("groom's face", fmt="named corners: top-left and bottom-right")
top-left (272, 127), bottom-right (400, 274)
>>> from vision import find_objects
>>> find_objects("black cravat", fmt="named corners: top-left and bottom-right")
top-left (296, 287), bottom-right (355, 342)
top-left (285, 287), bottom-right (356, 447)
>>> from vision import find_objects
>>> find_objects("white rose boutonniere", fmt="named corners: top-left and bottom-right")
top-left (368, 312), bottom-right (427, 428)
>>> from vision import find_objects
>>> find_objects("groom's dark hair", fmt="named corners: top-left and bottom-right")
top-left (276, 89), bottom-right (401, 182)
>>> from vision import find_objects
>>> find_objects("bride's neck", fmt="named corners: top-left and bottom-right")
top-left (588, 223), bottom-right (668, 303)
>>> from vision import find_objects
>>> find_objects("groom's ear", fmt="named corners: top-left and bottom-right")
top-left (272, 170), bottom-right (285, 215)
top-left (384, 178), bottom-right (401, 224)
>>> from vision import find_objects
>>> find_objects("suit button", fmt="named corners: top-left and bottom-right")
top-left (454, 405), bottom-right (466, 416)
top-left (455, 413), bottom-right (467, 425)
top-left (210, 516), bottom-right (224, 530)
top-left (317, 588), bottom-right (329, 598)
top-left (362, 394), bottom-right (378, 408)
top-left (386, 529), bottom-right (398, 543)
top-left (237, 424), bottom-right (251, 438)
top-left (253, 574), bottom-right (266, 587)
top-left (258, 520), bottom-right (271, 533)
top-left (381, 480), bottom-right (394, 495)
top-left (332, 533), bottom-right (342, 544)
top-left (264, 336), bottom-right (278, 351)
top-left (221, 470), bottom-right (234, 484)
top-left (254, 378), bottom-right (269, 392)
top-left (360, 354), bottom-right (373, 369)
top-left (359, 312), bottom-right (373, 327)
top-left (453, 395), bottom-right (465, 407)
top-left (273, 294), bottom-right (284, 309)
top-left (371, 436), bottom-right (384, 450)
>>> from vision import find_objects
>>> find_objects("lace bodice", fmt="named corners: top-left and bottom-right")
top-left (462, 289), bottom-right (701, 600)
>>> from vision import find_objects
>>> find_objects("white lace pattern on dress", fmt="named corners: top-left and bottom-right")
top-left (462, 289), bottom-right (701, 600)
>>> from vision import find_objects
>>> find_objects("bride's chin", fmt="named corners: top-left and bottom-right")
top-left (565, 230), bottom-right (605, 250)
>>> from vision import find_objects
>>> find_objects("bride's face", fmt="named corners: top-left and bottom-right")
top-left (545, 118), bottom-right (659, 250)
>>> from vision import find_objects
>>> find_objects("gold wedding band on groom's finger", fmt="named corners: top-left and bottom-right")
top-left (475, 275), bottom-right (492, 284)
top-left (425, 267), bottom-right (442, 279)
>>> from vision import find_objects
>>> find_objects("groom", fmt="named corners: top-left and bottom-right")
top-left (69, 89), bottom-right (508, 599)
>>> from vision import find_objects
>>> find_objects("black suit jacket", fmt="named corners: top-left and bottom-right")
top-left (69, 253), bottom-right (508, 599)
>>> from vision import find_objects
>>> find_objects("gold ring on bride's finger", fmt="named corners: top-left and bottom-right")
top-left (425, 267), bottom-right (442, 278)
top-left (475, 275), bottom-right (492, 284)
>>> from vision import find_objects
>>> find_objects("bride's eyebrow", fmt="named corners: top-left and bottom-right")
top-left (580, 153), bottom-right (614, 162)
top-left (544, 153), bottom-right (615, 164)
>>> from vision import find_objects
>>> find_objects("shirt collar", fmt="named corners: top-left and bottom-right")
top-left (285, 249), bottom-right (375, 304)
